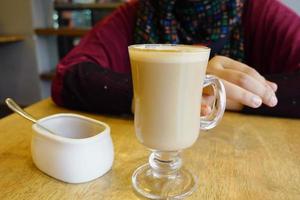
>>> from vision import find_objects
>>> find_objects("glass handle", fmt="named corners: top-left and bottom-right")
top-left (200, 75), bottom-right (226, 130)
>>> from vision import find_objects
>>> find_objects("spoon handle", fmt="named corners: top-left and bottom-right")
top-left (5, 98), bottom-right (37, 123)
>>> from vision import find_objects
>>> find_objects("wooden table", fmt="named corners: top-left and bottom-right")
top-left (0, 99), bottom-right (300, 199)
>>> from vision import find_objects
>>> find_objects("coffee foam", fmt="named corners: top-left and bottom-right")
top-left (129, 44), bottom-right (210, 63)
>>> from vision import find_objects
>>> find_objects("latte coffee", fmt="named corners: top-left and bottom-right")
top-left (129, 44), bottom-right (210, 151)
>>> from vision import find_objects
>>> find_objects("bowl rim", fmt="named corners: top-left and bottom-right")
top-left (32, 113), bottom-right (111, 144)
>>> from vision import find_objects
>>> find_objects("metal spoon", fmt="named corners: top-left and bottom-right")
top-left (5, 98), bottom-right (57, 135)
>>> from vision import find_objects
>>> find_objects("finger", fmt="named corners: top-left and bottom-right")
top-left (201, 104), bottom-right (212, 116)
top-left (213, 56), bottom-right (278, 94)
top-left (202, 94), bottom-right (215, 106)
top-left (226, 99), bottom-right (244, 111)
top-left (266, 80), bottom-right (278, 92)
top-left (216, 69), bottom-right (277, 107)
top-left (222, 79), bottom-right (263, 108)
top-left (201, 94), bottom-right (214, 116)
top-left (219, 56), bottom-right (266, 84)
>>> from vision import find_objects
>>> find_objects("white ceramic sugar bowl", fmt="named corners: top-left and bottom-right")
top-left (31, 113), bottom-right (114, 184)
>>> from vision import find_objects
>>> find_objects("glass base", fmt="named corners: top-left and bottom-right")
top-left (132, 163), bottom-right (197, 199)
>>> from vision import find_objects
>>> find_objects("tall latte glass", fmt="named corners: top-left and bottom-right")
top-left (129, 44), bottom-right (226, 199)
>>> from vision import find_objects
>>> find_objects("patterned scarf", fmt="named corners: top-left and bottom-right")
top-left (134, 0), bottom-right (245, 61)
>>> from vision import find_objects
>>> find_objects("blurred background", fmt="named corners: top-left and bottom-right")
top-left (0, 0), bottom-right (299, 117)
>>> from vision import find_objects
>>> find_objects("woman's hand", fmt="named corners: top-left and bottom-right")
top-left (205, 56), bottom-right (278, 111)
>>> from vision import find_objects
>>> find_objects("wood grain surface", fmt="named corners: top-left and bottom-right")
top-left (0, 99), bottom-right (299, 200)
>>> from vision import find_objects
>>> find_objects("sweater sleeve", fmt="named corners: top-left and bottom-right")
top-left (51, 1), bottom-right (138, 114)
top-left (61, 62), bottom-right (133, 114)
top-left (242, 0), bottom-right (300, 118)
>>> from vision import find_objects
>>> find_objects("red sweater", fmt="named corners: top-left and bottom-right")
top-left (52, 0), bottom-right (300, 117)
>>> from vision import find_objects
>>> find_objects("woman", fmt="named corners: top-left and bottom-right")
top-left (52, 0), bottom-right (300, 117)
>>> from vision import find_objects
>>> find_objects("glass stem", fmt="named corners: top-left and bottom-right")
top-left (149, 151), bottom-right (182, 179)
